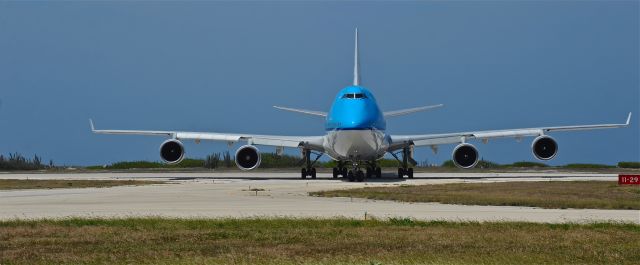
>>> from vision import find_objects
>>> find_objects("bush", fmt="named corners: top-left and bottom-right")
top-left (0, 153), bottom-right (48, 170)
top-left (96, 159), bottom-right (206, 169)
top-left (508, 161), bottom-right (548, 168)
top-left (259, 153), bottom-right (301, 168)
top-left (563, 163), bottom-right (615, 169)
top-left (618, 162), bottom-right (640, 169)
top-left (441, 160), bottom-right (456, 168)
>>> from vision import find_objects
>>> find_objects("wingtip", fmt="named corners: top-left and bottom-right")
top-left (626, 112), bottom-right (632, 125)
top-left (89, 119), bottom-right (95, 131)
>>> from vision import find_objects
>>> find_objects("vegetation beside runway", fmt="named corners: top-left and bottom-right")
top-left (0, 179), bottom-right (164, 190)
top-left (1, 151), bottom-right (637, 171)
top-left (312, 181), bottom-right (640, 210)
top-left (0, 218), bottom-right (638, 265)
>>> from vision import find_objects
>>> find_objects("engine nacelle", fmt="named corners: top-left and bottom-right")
top-left (235, 145), bottom-right (261, 170)
top-left (452, 143), bottom-right (479, 169)
top-left (159, 139), bottom-right (185, 164)
top-left (532, 135), bottom-right (558, 160)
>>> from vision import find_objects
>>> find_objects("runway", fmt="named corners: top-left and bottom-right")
top-left (1, 171), bottom-right (638, 223)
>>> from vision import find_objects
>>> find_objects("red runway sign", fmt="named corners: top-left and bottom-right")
top-left (618, 175), bottom-right (640, 185)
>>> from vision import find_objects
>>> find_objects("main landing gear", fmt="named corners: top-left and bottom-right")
top-left (301, 149), bottom-right (323, 179)
top-left (391, 147), bottom-right (414, 179)
top-left (365, 160), bottom-right (382, 179)
top-left (332, 161), bottom-right (348, 179)
top-left (347, 169), bottom-right (365, 182)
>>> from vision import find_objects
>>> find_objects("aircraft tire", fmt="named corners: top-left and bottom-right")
top-left (347, 171), bottom-right (355, 182)
top-left (356, 170), bottom-right (365, 182)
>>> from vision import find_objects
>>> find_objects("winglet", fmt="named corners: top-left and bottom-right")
top-left (89, 119), bottom-right (96, 132)
top-left (626, 112), bottom-right (632, 125)
top-left (353, 27), bottom-right (360, 86)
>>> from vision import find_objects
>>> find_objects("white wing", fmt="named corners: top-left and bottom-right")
top-left (273, 106), bottom-right (327, 117)
top-left (389, 113), bottom-right (632, 151)
top-left (89, 120), bottom-right (325, 151)
top-left (383, 104), bottom-right (444, 118)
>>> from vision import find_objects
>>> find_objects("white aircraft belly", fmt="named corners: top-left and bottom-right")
top-left (324, 129), bottom-right (388, 161)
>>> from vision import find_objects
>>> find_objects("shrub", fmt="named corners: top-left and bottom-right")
top-left (509, 161), bottom-right (548, 168)
top-left (563, 163), bottom-right (615, 169)
top-left (618, 162), bottom-right (640, 168)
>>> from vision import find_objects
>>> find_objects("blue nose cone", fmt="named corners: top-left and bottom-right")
top-left (325, 86), bottom-right (386, 131)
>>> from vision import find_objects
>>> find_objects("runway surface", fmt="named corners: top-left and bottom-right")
top-left (1, 171), bottom-right (638, 223)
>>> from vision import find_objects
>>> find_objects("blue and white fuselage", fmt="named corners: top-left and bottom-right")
top-left (323, 86), bottom-right (389, 161)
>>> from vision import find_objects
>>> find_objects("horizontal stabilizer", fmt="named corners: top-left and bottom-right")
top-left (384, 104), bottom-right (444, 117)
top-left (273, 106), bottom-right (327, 117)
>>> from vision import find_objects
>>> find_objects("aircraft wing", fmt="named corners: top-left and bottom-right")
top-left (273, 106), bottom-right (327, 117)
top-left (89, 120), bottom-right (325, 151)
top-left (389, 113), bottom-right (632, 151)
top-left (383, 104), bottom-right (444, 118)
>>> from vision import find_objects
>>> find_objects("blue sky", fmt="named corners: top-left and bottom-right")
top-left (0, 1), bottom-right (638, 166)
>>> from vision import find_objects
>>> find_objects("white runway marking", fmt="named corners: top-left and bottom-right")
top-left (0, 172), bottom-right (638, 223)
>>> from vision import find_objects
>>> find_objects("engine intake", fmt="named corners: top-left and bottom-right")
top-left (159, 139), bottom-right (185, 164)
top-left (235, 145), bottom-right (261, 170)
top-left (452, 143), bottom-right (479, 169)
top-left (532, 136), bottom-right (558, 160)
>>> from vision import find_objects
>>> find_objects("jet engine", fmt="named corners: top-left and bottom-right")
top-left (532, 135), bottom-right (558, 160)
top-left (235, 145), bottom-right (261, 170)
top-left (159, 139), bottom-right (185, 164)
top-left (452, 143), bottom-right (479, 169)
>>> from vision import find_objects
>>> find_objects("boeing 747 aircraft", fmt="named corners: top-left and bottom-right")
top-left (91, 29), bottom-right (631, 182)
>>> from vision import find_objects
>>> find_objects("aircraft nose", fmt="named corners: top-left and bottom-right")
top-left (344, 108), bottom-right (378, 129)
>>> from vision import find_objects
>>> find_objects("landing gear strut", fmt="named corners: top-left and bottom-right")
top-left (391, 147), bottom-right (414, 179)
top-left (301, 149), bottom-right (322, 179)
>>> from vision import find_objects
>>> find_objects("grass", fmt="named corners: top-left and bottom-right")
top-left (0, 179), bottom-right (164, 190)
top-left (0, 218), bottom-right (639, 264)
top-left (312, 181), bottom-right (640, 210)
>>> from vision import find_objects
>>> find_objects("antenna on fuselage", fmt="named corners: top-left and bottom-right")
top-left (353, 28), bottom-right (360, 86)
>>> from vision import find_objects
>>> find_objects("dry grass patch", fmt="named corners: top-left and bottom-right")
top-left (0, 218), bottom-right (639, 264)
top-left (312, 181), bottom-right (640, 209)
top-left (0, 179), bottom-right (164, 190)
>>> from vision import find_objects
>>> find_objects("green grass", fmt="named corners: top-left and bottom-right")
top-left (312, 181), bottom-right (640, 210)
top-left (0, 179), bottom-right (164, 190)
top-left (0, 218), bottom-right (638, 264)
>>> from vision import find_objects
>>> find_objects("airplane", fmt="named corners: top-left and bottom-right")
top-left (90, 29), bottom-right (632, 182)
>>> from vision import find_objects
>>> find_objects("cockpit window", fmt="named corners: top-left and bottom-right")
top-left (341, 93), bottom-right (367, 99)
